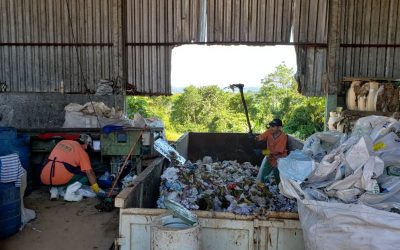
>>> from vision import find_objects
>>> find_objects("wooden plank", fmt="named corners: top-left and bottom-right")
top-left (16, 0), bottom-right (24, 91)
top-left (167, 0), bottom-right (173, 42)
top-left (248, 0), bottom-right (257, 41)
top-left (232, 0), bottom-right (240, 41)
top-left (272, 1), bottom-right (285, 42)
top-left (376, 1), bottom-right (389, 77)
top-left (367, 0), bottom-right (379, 76)
top-left (9, 0), bottom-right (17, 91)
top-left (385, 0), bottom-right (398, 77)
top-left (241, 0), bottom-right (249, 42)
top-left (174, 0), bottom-right (182, 42)
top-left (257, 0), bottom-right (266, 42)
top-left (266, 0), bottom-right (275, 42)
top-left (360, 0), bottom-right (371, 76)
top-left (223, 0), bottom-right (231, 41)
top-left (327, 0), bottom-right (340, 95)
top-left (292, 0), bottom-right (301, 42)
top-left (281, 0), bottom-right (292, 42)
top-left (318, 0), bottom-right (328, 43)
top-left (191, 0), bottom-right (199, 41)
top-left (393, 0), bottom-right (400, 78)
top-left (181, 0), bottom-right (189, 42)
top-left (160, 46), bottom-right (166, 93)
top-left (0, 0), bottom-right (5, 86)
top-left (214, 0), bottom-right (223, 42)
top-left (207, 0), bottom-right (215, 42)
top-left (115, 157), bottom-right (164, 208)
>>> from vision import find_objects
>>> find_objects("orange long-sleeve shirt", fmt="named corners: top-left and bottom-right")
top-left (40, 140), bottom-right (92, 185)
top-left (257, 130), bottom-right (288, 167)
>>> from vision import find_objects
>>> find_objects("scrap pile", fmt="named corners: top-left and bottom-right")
top-left (157, 158), bottom-right (297, 215)
top-left (280, 115), bottom-right (400, 212)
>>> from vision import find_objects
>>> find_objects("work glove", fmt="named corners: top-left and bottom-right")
top-left (91, 183), bottom-right (101, 193)
top-left (92, 183), bottom-right (107, 198)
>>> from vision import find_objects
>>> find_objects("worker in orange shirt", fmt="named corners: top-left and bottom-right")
top-left (255, 118), bottom-right (288, 184)
top-left (40, 134), bottom-right (103, 201)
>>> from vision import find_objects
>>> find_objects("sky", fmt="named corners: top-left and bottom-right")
top-left (171, 45), bottom-right (297, 89)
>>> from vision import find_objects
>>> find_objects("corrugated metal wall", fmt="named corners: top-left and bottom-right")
top-left (1, 0), bottom-right (400, 96)
top-left (206, 0), bottom-right (293, 43)
top-left (0, 0), bottom-right (115, 93)
top-left (294, 0), bottom-right (400, 96)
top-left (337, 0), bottom-right (400, 92)
top-left (293, 0), bottom-right (329, 96)
top-left (126, 0), bottom-right (203, 94)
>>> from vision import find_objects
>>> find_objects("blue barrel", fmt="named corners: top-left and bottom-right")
top-left (0, 127), bottom-right (17, 156)
top-left (0, 182), bottom-right (21, 239)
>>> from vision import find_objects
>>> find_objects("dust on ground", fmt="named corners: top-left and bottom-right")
top-left (0, 187), bottom-right (119, 250)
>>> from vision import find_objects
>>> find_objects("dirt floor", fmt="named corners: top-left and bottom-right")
top-left (0, 187), bottom-right (119, 250)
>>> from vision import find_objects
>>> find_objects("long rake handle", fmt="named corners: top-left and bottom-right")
top-left (107, 131), bottom-right (143, 198)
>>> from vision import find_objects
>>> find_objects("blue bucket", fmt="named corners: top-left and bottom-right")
top-left (0, 182), bottom-right (21, 239)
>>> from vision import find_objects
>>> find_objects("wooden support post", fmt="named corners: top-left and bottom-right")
top-left (325, 0), bottom-right (341, 130)
top-left (112, 0), bottom-right (127, 92)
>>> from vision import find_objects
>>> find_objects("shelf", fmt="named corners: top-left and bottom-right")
top-left (342, 77), bottom-right (400, 83)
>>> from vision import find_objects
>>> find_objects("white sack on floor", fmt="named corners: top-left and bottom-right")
top-left (298, 199), bottom-right (400, 250)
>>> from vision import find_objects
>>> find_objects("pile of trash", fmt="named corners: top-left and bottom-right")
top-left (279, 115), bottom-right (400, 212)
top-left (157, 158), bottom-right (297, 215)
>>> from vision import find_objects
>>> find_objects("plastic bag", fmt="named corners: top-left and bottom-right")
top-left (78, 185), bottom-right (97, 198)
top-left (278, 150), bottom-right (314, 182)
top-left (306, 153), bottom-right (344, 184)
top-left (345, 136), bottom-right (373, 171)
top-left (64, 181), bottom-right (83, 201)
top-left (303, 131), bottom-right (346, 162)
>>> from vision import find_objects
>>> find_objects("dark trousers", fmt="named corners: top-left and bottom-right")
top-left (259, 157), bottom-right (280, 184)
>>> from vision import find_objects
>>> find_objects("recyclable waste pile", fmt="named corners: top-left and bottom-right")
top-left (157, 158), bottom-right (297, 215)
top-left (279, 115), bottom-right (400, 212)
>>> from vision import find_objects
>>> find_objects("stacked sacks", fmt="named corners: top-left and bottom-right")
top-left (280, 115), bottom-right (400, 211)
top-left (157, 158), bottom-right (297, 215)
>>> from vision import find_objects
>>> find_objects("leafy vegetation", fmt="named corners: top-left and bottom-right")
top-left (126, 63), bottom-right (326, 141)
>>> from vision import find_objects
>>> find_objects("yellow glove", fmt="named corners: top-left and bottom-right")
top-left (91, 183), bottom-right (100, 193)
top-left (262, 149), bottom-right (270, 156)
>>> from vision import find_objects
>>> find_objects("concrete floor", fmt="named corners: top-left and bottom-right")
top-left (0, 188), bottom-right (119, 250)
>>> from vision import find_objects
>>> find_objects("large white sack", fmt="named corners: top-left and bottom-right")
top-left (372, 132), bottom-right (400, 166)
top-left (278, 150), bottom-right (315, 182)
top-left (352, 115), bottom-right (397, 139)
top-left (63, 111), bottom-right (134, 128)
top-left (298, 199), bottom-right (400, 250)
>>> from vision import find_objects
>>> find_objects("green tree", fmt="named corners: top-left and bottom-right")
top-left (126, 63), bottom-right (326, 141)
top-left (254, 63), bottom-right (325, 139)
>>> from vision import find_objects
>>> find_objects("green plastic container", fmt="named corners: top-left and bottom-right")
top-left (101, 129), bottom-right (142, 156)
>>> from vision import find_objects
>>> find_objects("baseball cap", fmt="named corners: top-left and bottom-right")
top-left (269, 118), bottom-right (283, 127)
